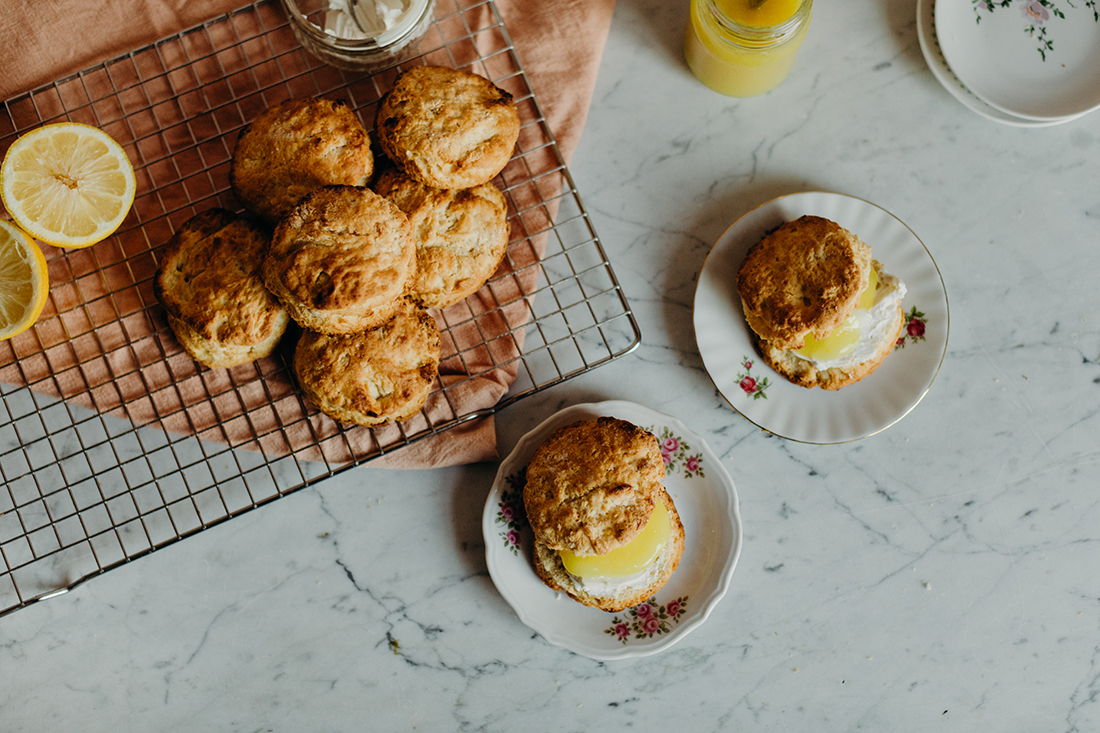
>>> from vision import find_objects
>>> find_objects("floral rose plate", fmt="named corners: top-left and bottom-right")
top-left (483, 400), bottom-right (742, 660)
top-left (917, 0), bottom-right (1087, 126)
top-left (934, 0), bottom-right (1100, 120)
top-left (693, 192), bottom-right (949, 444)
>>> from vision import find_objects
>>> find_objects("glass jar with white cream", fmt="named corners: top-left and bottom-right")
top-left (281, 0), bottom-right (435, 71)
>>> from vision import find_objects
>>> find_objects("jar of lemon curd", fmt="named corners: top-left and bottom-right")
top-left (684, 0), bottom-right (813, 97)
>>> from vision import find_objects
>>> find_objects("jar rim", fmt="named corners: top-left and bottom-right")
top-left (704, 0), bottom-right (812, 45)
top-left (281, 0), bottom-right (433, 51)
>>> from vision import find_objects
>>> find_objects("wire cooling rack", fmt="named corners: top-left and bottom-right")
top-left (0, 0), bottom-right (639, 617)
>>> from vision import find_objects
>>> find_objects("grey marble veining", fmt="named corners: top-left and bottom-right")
top-left (4, 0), bottom-right (1100, 730)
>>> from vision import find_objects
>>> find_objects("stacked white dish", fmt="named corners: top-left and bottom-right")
top-left (918, 0), bottom-right (1100, 126)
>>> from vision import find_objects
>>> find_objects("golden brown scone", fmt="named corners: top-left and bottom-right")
top-left (523, 417), bottom-right (665, 557)
top-left (375, 65), bottom-right (520, 190)
top-left (753, 299), bottom-right (905, 390)
top-left (230, 97), bottom-right (373, 223)
top-left (263, 185), bottom-right (415, 334)
top-left (372, 167), bottom-right (510, 308)
top-left (292, 299), bottom-right (441, 426)
top-left (154, 208), bottom-right (289, 368)
top-left (737, 215), bottom-right (872, 352)
top-left (532, 487), bottom-right (685, 613)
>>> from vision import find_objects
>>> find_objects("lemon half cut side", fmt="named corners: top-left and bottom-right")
top-left (0, 219), bottom-right (49, 341)
top-left (1, 122), bottom-right (137, 249)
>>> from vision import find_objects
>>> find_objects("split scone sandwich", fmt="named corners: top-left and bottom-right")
top-left (522, 417), bottom-right (685, 613)
top-left (736, 215), bottom-right (907, 390)
top-left (154, 208), bottom-right (289, 368)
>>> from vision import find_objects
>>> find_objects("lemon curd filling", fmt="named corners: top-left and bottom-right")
top-left (560, 499), bottom-right (671, 581)
top-left (717, 0), bottom-right (801, 27)
top-left (796, 267), bottom-right (878, 362)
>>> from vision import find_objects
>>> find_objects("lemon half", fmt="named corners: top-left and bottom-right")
top-left (0, 219), bottom-right (49, 340)
top-left (1, 122), bottom-right (136, 249)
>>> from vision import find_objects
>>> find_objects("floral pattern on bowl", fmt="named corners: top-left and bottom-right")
top-left (918, 0), bottom-right (1084, 126)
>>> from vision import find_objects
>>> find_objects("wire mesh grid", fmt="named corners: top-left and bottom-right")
top-left (0, 0), bottom-right (640, 617)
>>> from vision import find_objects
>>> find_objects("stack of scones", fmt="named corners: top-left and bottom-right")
top-left (155, 66), bottom-right (520, 426)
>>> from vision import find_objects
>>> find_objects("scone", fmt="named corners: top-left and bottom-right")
top-left (154, 208), bottom-right (289, 368)
top-left (292, 299), bottom-right (441, 426)
top-left (230, 97), bottom-right (373, 223)
top-left (263, 185), bottom-right (415, 334)
top-left (374, 65), bottom-right (520, 190)
top-left (523, 417), bottom-right (686, 613)
top-left (737, 215), bottom-right (907, 390)
top-left (372, 167), bottom-right (510, 308)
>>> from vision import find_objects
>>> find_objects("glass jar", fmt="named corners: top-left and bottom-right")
top-left (281, 0), bottom-right (436, 72)
top-left (684, 0), bottom-right (813, 97)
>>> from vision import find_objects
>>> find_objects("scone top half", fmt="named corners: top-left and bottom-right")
top-left (737, 215), bottom-right (872, 351)
top-left (523, 417), bottom-right (665, 557)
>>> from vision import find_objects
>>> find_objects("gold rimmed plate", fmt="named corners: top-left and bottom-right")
top-left (693, 191), bottom-right (949, 444)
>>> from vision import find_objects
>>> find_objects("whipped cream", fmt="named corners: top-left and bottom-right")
top-left (793, 268), bottom-right (907, 371)
top-left (565, 558), bottom-right (664, 597)
top-left (324, 0), bottom-right (410, 40)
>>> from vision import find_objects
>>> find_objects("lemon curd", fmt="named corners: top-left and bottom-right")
top-left (560, 499), bottom-right (671, 581)
top-left (720, 0), bottom-right (801, 27)
top-left (684, 0), bottom-right (813, 97)
top-left (796, 268), bottom-right (879, 361)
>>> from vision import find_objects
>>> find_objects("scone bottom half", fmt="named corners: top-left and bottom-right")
top-left (736, 215), bottom-right (908, 390)
top-left (522, 417), bottom-right (685, 612)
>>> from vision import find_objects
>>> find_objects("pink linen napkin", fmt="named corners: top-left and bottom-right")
top-left (0, 0), bottom-right (616, 468)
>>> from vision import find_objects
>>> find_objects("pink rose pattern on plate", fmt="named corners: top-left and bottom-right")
top-left (604, 595), bottom-right (689, 643)
top-left (972, 0), bottom-right (1099, 62)
top-left (647, 425), bottom-right (705, 479)
top-left (495, 468), bottom-right (528, 556)
top-left (736, 357), bottom-right (770, 400)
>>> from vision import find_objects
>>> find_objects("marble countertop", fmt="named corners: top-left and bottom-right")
top-left (5, 0), bottom-right (1100, 729)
